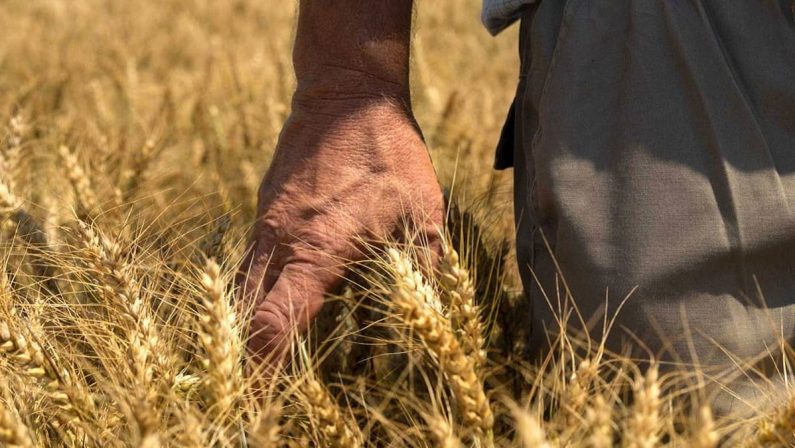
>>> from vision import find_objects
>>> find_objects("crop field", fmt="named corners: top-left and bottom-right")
top-left (0, 0), bottom-right (791, 446)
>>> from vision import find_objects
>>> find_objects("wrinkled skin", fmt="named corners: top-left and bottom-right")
top-left (238, 97), bottom-right (445, 361)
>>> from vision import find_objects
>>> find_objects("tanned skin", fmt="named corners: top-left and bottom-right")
top-left (238, 1), bottom-right (444, 361)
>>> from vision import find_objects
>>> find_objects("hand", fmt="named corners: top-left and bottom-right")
top-left (238, 96), bottom-right (445, 361)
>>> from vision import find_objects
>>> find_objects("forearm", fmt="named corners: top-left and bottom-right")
top-left (293, 1), bottom-right (414, 103)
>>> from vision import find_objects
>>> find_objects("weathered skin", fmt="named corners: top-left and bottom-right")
top-left (237, 1), bottom-right (443, 360)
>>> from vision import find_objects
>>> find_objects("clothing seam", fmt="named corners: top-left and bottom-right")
top-left (529, 0), bottom-right (580, 152)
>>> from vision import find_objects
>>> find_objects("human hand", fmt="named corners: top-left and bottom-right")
top-left (238, 95), bottom-right (444, 361)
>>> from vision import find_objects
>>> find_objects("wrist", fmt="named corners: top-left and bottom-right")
top-left (292, 1), bottom-right (413, 105)
top-left (294, 68), bottom-right (410, 107)
top-left (292, 71), bottom-right (414, 119)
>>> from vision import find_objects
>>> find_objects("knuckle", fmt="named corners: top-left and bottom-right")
top-left (251, 305), bottom-right (291, 339)
top-left (258, 214), bottom-right (288, 242)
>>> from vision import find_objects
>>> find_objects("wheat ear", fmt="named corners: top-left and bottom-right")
top-left (122, 138), bottom-right (157, 202)
top-left (506, 401), bottom-right (552, 448)
top-left (300, 378), bottom-right (360, 448)
top-left (195, 215), bottom-right (230, 263)
top-left (0, 179), bottom-right (22, 218)
top-left (76, 220), bottom-right (168, 432)
top-left (387, 248), bottom-right (494, 440)
top-left (622, 364), bottom-right (661, 448)
top-left (247, 400), bottom-right (282, 448)
top-left (439, 242), bottom-right (486, 370)
top-left (1, 115), bottom-right (24, 192)
top-left (58, 146), bottom-right (98, 216)
top-left (689, 405), bottom-right (718, 448)
top-left (0, 393), bottom-right (34, 448)
top-left (425, 414), bottom-right (462, 448)
top-left (0, 275), bottom-right (96, 439)
top-left (585, 393), bottom-right (613, 448)
top-left (743, 394), bottom-right (795, 447)
top-left (556, 358), bottom-right (599, 432)
top-left (197, 258), bottom-right (243, 415)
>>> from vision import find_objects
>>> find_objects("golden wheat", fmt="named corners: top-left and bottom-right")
top-left (197, 258), bottom-right (243, 417)
top-left (58, 146), bottom-right (99, 216)
top-left (387, 248), bottom-right (494, 442)
top-left (299, 377), bottom-right (361, 448)
top-left (0, 274), bottom-right (99, 440)
top-left (0, 0), bottom-right (791, 446)
top-left (440, 242), bottom-right (486, 371)
top-left (0, 388), bottom-right (34, 448)
top-left (745, 394), bottom-right (795, 447)
top-left (623, 364), bottom-right (662, 448)
top-left (585, 393), bottom-right (614, 448)
top-left (507, 401), bottom-right (553, 448)
top-left (690, 405), bottom-right (718, 448)
top-left (75, 220), bottom-right (171, 433)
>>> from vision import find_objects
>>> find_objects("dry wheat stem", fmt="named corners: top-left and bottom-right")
top-left (425, 414), bottom-right (463, 448)
top-left (1, 115), bottom-right (24, 193)
top-left (0, 313), bottom-right (94, 440)
top-left (507, 401), bottom-right (553, 448)
top-left (690, 405), bottom-right (718, 448)
top-left (122, 139), bottom-right (157, 202)
top-left (247, 399), bottom-right (283, 448)
top-left (585, 393), bottom-right (613, 448)
top-left (440, 243), bottom-right (486, 371)
top-left (0, 273), bottom-right (98, 437)
top-left (76, 220), bottom-right (169, 420)
top-left (59, 146), bottom-right (98, 216)
top-left (387, 248), bottom-right (494, 442)
top-left (0, 395), bottom-right (34, 448)
top-left (197, 258), bottom-right (243, 416)
top-left (196, 216), bottom-right (230, 263)
top-left (744, 394), bottom-right (795, 447)
top-left (299, 377), bottom-right (361, 448)
top-left (555, 358), bottom-right (598, 432)
top-left (0, 179), bottom-right (22, 218)
top-left (622, 364), bottom-right (661, 448)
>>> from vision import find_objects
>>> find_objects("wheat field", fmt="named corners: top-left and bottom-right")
top-left (0, 0), bottom-right (792, 446)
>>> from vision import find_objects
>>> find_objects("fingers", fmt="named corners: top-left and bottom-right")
top-left (411, 222), bottom-right (444, 279)
top-left (408, 193), bottom-right (446, 278)
top-left (247, 261), bottom-right (343, 361)
top-left (236, 239), bottom-right (284, 314)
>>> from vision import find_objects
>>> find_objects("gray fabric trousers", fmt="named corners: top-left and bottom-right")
top-left (497, 1), bottom-right (795, 416)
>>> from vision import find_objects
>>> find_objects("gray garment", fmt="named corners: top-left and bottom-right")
top-left (498, 1), bottom-right (795, 416)
top-left (482, 0), bottom-right (536, 35)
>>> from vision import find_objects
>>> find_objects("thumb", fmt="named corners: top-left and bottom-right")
top-left (247, 261), bottom-right (342, 361)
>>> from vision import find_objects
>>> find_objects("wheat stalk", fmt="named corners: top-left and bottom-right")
top-left (439, 242), bottom-right (486, 371)
top-left (506, 401), bottom-right (553, 448)
top-left (689, 405), bottom-right (718, 448)
top-left (58, 146), bottom-right (98, 216)
top-left (0, 272), bottom-right (99, 436)
top-left (0, 391), bottom-right (34, 448)
top-left (172, 373), bottom-right (201, 398)
top-left (247, 399), bottom-right (282, 448)
top-left (122, 138), bottom-right (157, 202)
top-left (195, 216), bottom-right (230, 263)
top-left (0, 312), bottom-right (95, 441)
top-left (299, 377), bottom-right (360, 448)
top-left (197, 258), bottom-right (243, 416)
top-left (425, 414), bottom-right (462, 448)
top-left (1, 115), bottom-right (24, 193)
top-left (585, 394), bottom-right (613, 448)
top-left (387, 248), bottom-right (494, 442)
top-left (556, 358), bottom-right (599, 432)
top-left (0, 179), bottom-right (22, 218)
top-left (75, 220), bottom-right (170, 432)
top-left (744, 394), bottom-right (795, 447)
top-left (622, 364), bottom-right (661, 448)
